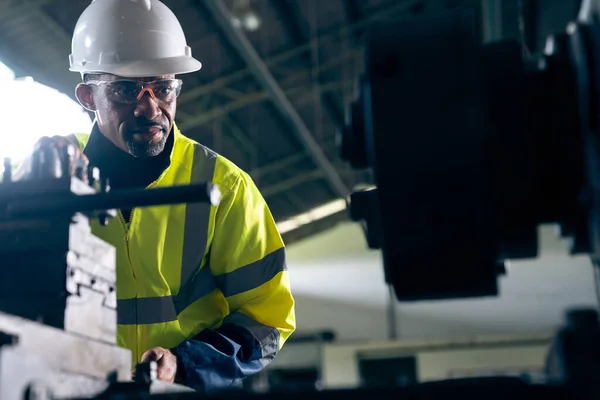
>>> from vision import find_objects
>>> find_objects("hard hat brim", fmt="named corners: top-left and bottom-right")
top-left (70, 55), bottom-right (202, 78)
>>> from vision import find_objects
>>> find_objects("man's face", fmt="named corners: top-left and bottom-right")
top-left (76, 74), bottom-right (179, 158)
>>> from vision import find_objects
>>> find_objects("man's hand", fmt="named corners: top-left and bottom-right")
top-left (140, 347), bottom-right (178, 383)
top-left (34, 135), bottom-right (89, 180)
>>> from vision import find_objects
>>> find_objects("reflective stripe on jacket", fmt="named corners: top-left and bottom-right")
top-left (71, 124), bottom-right (296, 368)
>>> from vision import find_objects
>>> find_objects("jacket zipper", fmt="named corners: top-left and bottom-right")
top-left (118, 210), bottom-right (135, 279)
top-left (120, 178), bottom-right (162, 362)
top-left (117, 209), bottom-right (138, 362)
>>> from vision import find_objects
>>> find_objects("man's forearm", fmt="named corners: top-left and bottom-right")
top-left (171, 314), bottom-right (278, 392)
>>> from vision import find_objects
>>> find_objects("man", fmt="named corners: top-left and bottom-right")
top-left (43, 0), bottom-right (295, 392)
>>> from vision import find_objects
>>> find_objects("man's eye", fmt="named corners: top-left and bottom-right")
top-left (156, 85), bottom-right (173, 95)
top-left (112, 84), bottom-right (138, 97)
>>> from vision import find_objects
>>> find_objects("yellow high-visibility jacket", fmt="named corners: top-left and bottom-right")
top-left (71, 123), bottom-right (295, 389)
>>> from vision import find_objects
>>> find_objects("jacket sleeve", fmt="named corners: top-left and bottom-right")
top-left (171, 169), bottom-right (296, 393)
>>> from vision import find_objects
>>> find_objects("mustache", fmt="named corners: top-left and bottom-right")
top-left (127, 119), bottom-right (169, 133)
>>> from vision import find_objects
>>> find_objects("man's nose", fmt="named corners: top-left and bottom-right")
top-left (134, 92), bottom-right (161, 120)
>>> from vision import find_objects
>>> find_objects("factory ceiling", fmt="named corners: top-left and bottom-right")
top-left (0, 0), bottom-right (561, 244)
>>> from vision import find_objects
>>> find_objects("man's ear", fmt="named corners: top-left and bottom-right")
top-left (75, 83), bottom-right (96, 112)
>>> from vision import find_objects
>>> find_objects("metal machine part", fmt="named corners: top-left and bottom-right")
top-left (0, 311), bottom-right (130, 382)
top-left (340, 1), bottom-right (600, 302)
top-left (0, 140), bottom-right (219, 398)
top-left (0, 159), bottom-right (118, 341)
top-left (0, 345), bottom-right (194, 399)
top-left (546, 308), bottom-right (600, 388)
top-left (0, 143), bottom-right (219, 337)
top-left (346, 187), bottom-right (382, 251)
top-left (66, 214), bottom-right (117, 343)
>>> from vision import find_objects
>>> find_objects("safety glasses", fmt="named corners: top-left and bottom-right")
top-left (85, 79), bottom-right (183, 104)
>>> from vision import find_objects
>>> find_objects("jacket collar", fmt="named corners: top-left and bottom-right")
top-left (83, 120), bottom-right (181, 190)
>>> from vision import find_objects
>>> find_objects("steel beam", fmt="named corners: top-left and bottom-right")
top-left (222, 116), bottom-right (258, 159)
top-left (0, 0), bottom-right (54, 22)
top-left (178, 79), bottom-right (354, 131)
top-left (0, 0), bottom-right (81, 100)
top-left (283, 190), bottom-right (308, 212)
top-left (25, 2), bottom-right (72, 45)
top-left (204, 0), bottom-right (348, 197)
top-left (342, 0), bottom-right (362, 46)
top-left (260, 170), bottom-right (325, 198)
top-left (517, 0), bottom-right (538, 56)
top-left (343, 0), bottom-right (362, 23)
top-left (482, 0), bottom-right (503, 43)
top-left (249, 141), bottom-right (337, 181)
top-left (261, 163), bottom-right (355, 198)
top-left (177, 108), bottom-right (257, 160)
top-left (270, 0), bottom-right (345, 127)
top-left (280, 209), bottom-right (348, 246)
top-left (178, 0), bottom-right (418, 105)
top-left (217, 86), bottom-right (246, 100)
top-left (279, 50), bottom-right (362, 87)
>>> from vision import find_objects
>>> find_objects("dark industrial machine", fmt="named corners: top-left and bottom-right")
top-left (342, 0), bottom-right (600, 302)
top-left (336, 0), bottom-right (600, 396)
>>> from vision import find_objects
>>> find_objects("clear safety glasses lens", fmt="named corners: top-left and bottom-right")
top-left (87, 79), bottom-right (183, 104)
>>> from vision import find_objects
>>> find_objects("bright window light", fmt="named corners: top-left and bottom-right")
top-left (0, 62), bottom-right (15, 81)
top-left (0, 61), bottom-right (93, 165)
top-left (277, 198), bottom-right (348, 234)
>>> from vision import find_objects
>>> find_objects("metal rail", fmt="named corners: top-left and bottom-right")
top-left (0, 182), bottom-right (219, 219)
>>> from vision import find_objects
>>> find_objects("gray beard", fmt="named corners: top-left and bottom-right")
top-left (126, 135), bottom-right (168, 158)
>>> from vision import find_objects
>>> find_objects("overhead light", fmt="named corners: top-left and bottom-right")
top-left (277, 198), bottom-right (348, 234)
top-left (242, 12), bottom-right (261, 32)
top-left (230, 0), bottom-right (262, 32)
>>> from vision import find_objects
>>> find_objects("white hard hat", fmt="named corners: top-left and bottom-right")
top-left (69, 0), bottom-right (202, 78)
